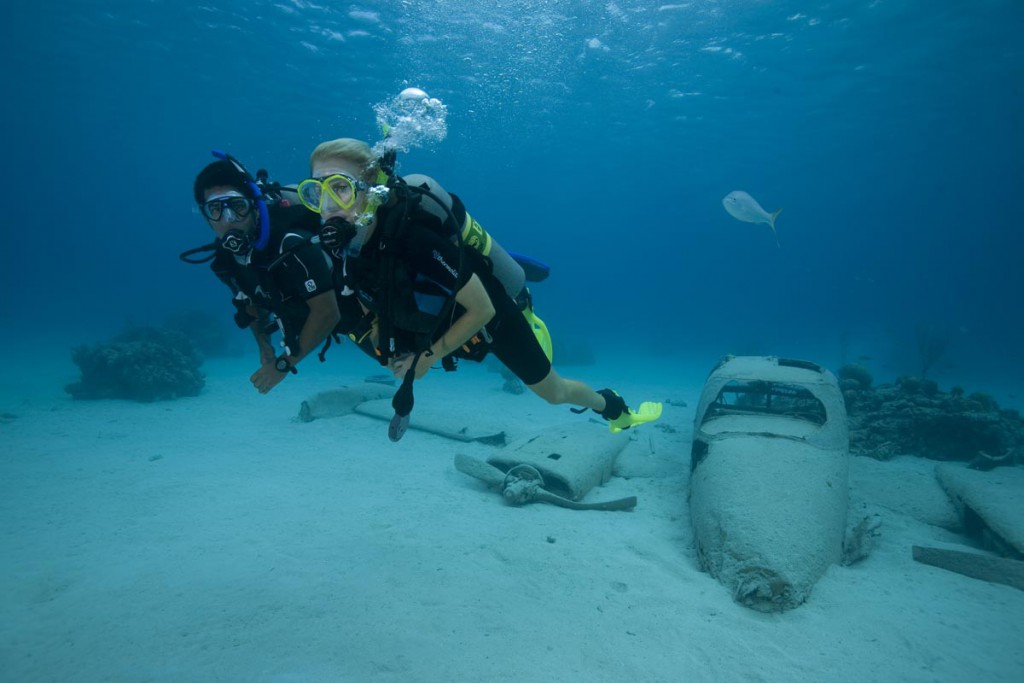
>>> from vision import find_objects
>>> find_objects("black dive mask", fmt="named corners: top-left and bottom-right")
top-left (220, 228), bottom-right (254, 257)
top-left (319, 216), bottom-right (357, 253)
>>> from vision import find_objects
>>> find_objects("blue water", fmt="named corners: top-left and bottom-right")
top-left (3, 0), bottom-right (1022, 391)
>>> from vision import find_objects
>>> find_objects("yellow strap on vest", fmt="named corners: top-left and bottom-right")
top-left (460, 211), bottom-right (493, 256)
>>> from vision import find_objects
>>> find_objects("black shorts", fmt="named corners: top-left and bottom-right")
top-left (486, 294), bottom-right (552, 386)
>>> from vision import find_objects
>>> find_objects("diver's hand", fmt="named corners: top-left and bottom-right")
top-left (389, 354), bottom-right (414, 379)
top-left (250, 363), bottom-right (287, 394)
top-left (390, 353), bottom-right (432, 380)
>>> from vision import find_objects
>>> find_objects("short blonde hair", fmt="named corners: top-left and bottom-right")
top-left (309, 138), bottom-right (377, 182)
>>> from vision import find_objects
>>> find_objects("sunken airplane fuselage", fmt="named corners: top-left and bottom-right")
top-left (689, 356), bottom-right (850, 612)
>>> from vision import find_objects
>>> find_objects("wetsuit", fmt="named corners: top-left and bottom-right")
top-left (337, 189), bottom-right (553, 386)
top-left (211, 202), bottom-right (363, 356)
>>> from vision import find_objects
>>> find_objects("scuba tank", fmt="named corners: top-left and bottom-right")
top-left (401, 173), bottom-right (526, 301)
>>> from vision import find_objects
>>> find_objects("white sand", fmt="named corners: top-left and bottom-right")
top-left (1, 346), bottom-right (1022, 682)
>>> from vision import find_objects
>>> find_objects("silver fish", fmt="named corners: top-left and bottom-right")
top-left (722, 190), bottom-right (781, 247)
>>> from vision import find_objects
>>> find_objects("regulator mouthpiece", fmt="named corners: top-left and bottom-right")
top-left (319, 217), bottom-right (357, 252)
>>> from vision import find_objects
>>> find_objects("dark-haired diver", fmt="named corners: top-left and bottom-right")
top-left (183, 152), bottom-right (370, 394)
top-left (297, 138), bottom-right (662, 440)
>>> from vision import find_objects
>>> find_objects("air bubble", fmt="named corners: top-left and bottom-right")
top-left (372, 88), bottom-right (449, 158)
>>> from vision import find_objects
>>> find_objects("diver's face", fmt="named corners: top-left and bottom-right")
top-left (310, 158), bottom-right (368, 222)
top-left (202, 185), bottom-right (256, 239)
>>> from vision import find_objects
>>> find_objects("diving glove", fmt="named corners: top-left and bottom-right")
top-left (597, 389), bottom-right (663, 434)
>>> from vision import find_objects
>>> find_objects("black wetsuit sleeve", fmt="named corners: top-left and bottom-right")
top-left (275, 233), bottom-right (334, 301)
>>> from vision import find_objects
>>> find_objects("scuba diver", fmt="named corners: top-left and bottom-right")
top-left (296, 137), bottom-right (663, 439)
top-left (183, 151), bottom-right (370, 395)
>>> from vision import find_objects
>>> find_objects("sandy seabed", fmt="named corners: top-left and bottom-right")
top-left (1, 344), bottom-right (1022, 682)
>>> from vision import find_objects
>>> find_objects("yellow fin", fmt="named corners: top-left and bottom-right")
top-left (608, 401), bottom-right (663, 433)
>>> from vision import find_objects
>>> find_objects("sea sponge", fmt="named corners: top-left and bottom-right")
top-left (66, 326), bottom-right (205, 402)
top-left (846, 379), bottom-right (1024, 461)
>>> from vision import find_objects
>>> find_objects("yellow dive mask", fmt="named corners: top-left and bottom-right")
top-left (296, 173), bottom-right (368, 213)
